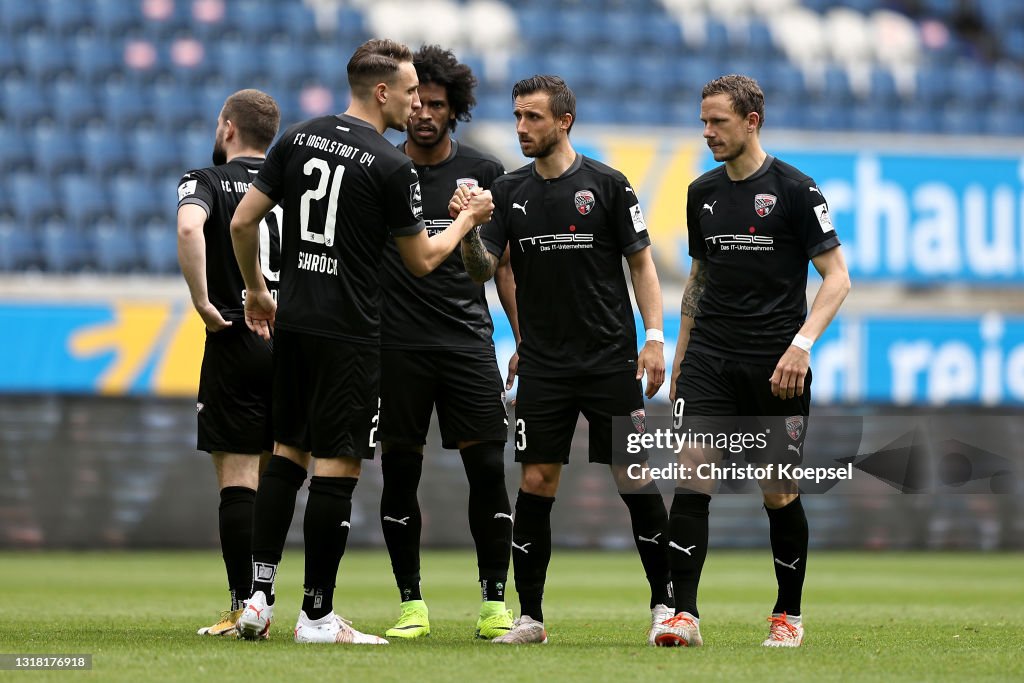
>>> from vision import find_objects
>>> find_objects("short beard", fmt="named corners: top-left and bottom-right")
top-left (522, 129), bottom-right (560, 159)
top-left (211, 141), bottom-right (227, 166)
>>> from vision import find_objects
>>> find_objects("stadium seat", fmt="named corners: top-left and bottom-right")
top-left (140, 219), bottom-right (180, 274)
top-left (58, 175), bottom-right (112, 227)
top-left (280, 2), bottom-right (322, 42)
top-left (31, 126), bottom-right (84, 175)
top-left (102, 81), bottom-right (154, 128)
top-left (0, 217), bottom-right (42, 271)
top-left (0, 0), bottom-right (45, 34)
top-left (336, 6), bottom-right (367, 40)
top-left (895, 102), bottom-right (940, 134)
top-left (72, 35), bottom-right (123, 83)
top-left (45, 0), bottom-right (94, 35)
top-left (19, 33), bottom-right (73, 80)
top-left (93, 0), bottom-right (144, 35)
top-left (81, 125), bottom-right (132, 176)
top-left (181, 129), bottom-right (214, 172)
top-left (0, 126), bottom-right (33, 171)
top-left (52, 80), bottom-right (103, 127)
top-left (265, 42), bottom-right (313, 90)
top-left (229, 0), bottom-right (282, 40)
top-left (915, 64), bottom-right (951, 106)
top-left (40, 218), bottom-right (95, 272)
top-left (938, 104), bottom-right (974, 135)
top-left (867, 66), bottom-right (900, 105)
top-left (129, 129), bottom-right (182, 178)
top-left (93, 219), bottom-right (142, 273)
top-left (212, 39), bottom-right (266, 86)
top-left (949, 62), bottom-right (993, 106)
top-left (517, 7), bottom-right (562, 46)
top-left (992, 64), bottom-right (1024, 108)
top-left (152, 83), bottom-right (203, 129)
top-left (0, 36), bottom-right (18, 78)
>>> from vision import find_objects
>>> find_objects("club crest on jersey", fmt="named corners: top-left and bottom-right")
top-left (456, 177), bottom-right (479, 191)
top-left (574, 189), bottom-right (596, 216)
top-left (786, 415), bottom-right (804, 441)
top-left (754, 193), bottom-right (777, 218)
top-left (631, 408), bottom-right (646, 434)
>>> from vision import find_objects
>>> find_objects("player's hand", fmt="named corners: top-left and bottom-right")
top-left (465, 189), bottom-right (493, 225)
top-left (669, 360), bottom-right (681, 404)
top-left (243, 287), bottom-right (276, 341)
top-left (505, 350), bottom-right (519, 405)
top-left (637, 340), bottom-right (665, 399)
top-left (449, 183), bottom-right (476, 218)
top-left (770, 345), bottom-right (809, 400)
top-left (196, 301), bottom-right (232, 333)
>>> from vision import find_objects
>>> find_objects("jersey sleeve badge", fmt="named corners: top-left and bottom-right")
top-left (630, 204), bottom-right (647, 233)
top-left (177, 179), bottom-right (198, 201)
top-left (813, 203), bottom-right (834, 232)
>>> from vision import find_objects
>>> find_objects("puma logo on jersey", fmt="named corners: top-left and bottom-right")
top-left (512, 541), bottom-right (531, 554)
top-left (340, 521), bottom-right (351, 528)
top-left (774, 557), bottom-right (801, 571)
top-left (494, 513), bottom-right (514, 522)
top-left (383, 516), bottom-right (411, 526)
top-left (669, 542), bottom-right (697, 555)
top-left (702, 201), bottom-right (717, 215)
top-left (513, 200), bottom-right (529, 215)
top-left (809, 186), bottom-right (821, 195)
top-left (638, 533), bottom-right (661, 544)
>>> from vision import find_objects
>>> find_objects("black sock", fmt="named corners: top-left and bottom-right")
top-left (301, 475), bottom-right (357, 620)
top-left (380, 450), bottom-right (423, 602)
top-left (219, 486), bottom-right (255, 610)
top-left (668, 488), bottom-right (711, 618)
top-left (251, 456), bottom-right (307, 605)
top-left (767, 496), bottom-right (808, 616)
top-left (461, 443), bottom-right (511, 603)
top-left (511, 489), bottom-right (555, 623)
top-left (620, 481), bottom-right (672, 609)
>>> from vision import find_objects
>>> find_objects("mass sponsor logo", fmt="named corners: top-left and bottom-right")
top-left (813, 202), bottom-right (834, 232)
top-left (786, 415), bottom-right (804, 441)
top-left (456, 177), bottom-right (479, 191)
top-left (574, 189), bottom-right (595, 215)
top-left (754, 193), bottom-right (777, 217)
top-left (630, 203), bottom-right (647, 233)
top-left (177, 179), bottom-right (197, 201)
top-left (631, 408), bottom-right (646, 434)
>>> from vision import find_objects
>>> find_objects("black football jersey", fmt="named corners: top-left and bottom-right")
top-left (381, 141), bottom-right (505, 350)
top-left (252, 114), bottom-right (425, 343)
top-left (177, 156), bottom-right (280, 322)
top-left (686, 155), bottom-right (841, 363)
top-left (481, 154), bottom-right (651, 377)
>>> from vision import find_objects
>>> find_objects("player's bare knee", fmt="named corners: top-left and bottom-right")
top-left (520, 464), bottom-right (560, 496)
top-left (763, 491), bottom-right (799, 509)
top-left (314, 455), bottom-right (362, 478)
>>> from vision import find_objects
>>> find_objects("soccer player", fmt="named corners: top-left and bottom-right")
top-left (378, 45), bottom-right (517, 641)
top-left (651, 75), bottom-right (851, 648)
top-left (229, 39), bottom-right (494, 645)
top-left (458, 75), bottom-right (674, 645)
top-left (175, 89), bottom-right (280, 638)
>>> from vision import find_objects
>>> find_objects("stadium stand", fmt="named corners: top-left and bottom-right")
top-left (0, 0), bottom-right (1020, 272)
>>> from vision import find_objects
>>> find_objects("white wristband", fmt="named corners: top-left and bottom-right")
top-left (791, 333), bottom-right (814, 352)
top-left (645, 328), bottom-right (664, 344)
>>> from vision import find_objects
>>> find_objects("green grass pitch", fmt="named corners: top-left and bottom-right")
top-left (0, 550), bottom-right (1020, 682)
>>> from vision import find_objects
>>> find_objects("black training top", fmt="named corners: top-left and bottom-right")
top-left (252, 114), bottom-right (425, 343)
top-left (381, 140), bottom-right (505, 350)
top-left (482, 154), bottom-right (651, 377)
top-left (686, 155), bottom-right (841, 363)
top-left (177, 156), bottom-right (280, 322)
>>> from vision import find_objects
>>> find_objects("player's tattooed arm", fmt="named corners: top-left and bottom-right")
top-left (461, 229), bottom-right (499, 283)
top-left (680, 259), bottom-right (707, 319)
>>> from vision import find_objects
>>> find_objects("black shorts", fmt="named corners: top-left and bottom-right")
top-left (379, 347), bottom-right (508, 449)
top-left (514, 370), bottom-right (646, 465)
top-left (675, 350), bottom-right (810, 465)
top-left (272, 329), bottom-right (380, 459)
top-left (197, 325), bottom-right (273, 454)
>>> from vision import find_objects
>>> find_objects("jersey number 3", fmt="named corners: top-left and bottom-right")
top-left (300, 157), bottom-right (345, 247)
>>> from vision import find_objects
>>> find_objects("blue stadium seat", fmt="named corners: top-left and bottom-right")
top-left (992, 64), bottom-right (1024, 108)
top-left (265, 42), bottom-right (312, 89)
top-left (766, 101), bottom-right (805, 130)
top-left (0, 217), bottom-right (42, 271)
top-left (619, 97), bottom-right (662, 127)
top-left (819, 65), bottom-right (854, 104)
top-left (631, 55), bottom-right (681, 94)
top-left (141, 219), bottom-right (180, 274)
top-left (868, 66), bottom-right (899, 105)
top-left (72, 35), bottom-right (122, 82)
top-left (20, 33), bottom-right (73, 80)
top-left (920, 0), bottom-right (957, 16)
top-left (308, 44), bottom-right (351, 91)
top-left (152, 83), bottom-right (203, 128)
top-left (764, 60), bottom-right (806, 101)
top-left (280, 2), bottom-right (321, 42)
top-left (9, 173), bottom-right (58, 224)
top-left (129, 129), bottom-right (182, 177)
top-left (896, 102), bottom-right (940, 134)
top-left (518, 8), bottom-right (562, 46)
top-left (93, 0), bottom-right (143, 34)
top-left (938, 104), bottom-right (974, 135)
top-left (58, 175), bottom-right (112, 226)
top-left (985, 107), bottom-right (1024, 136)
top-left (45, 0), bottom-right (94, 34)
top-left (40, 218), bottom-right (95, 272)
top-left (0, 37), bottom-right (18, 77)
top-left (102, 81), bottom-right (154, 128)
top-left (744, 18), bottom-right (778, 59)
top-left (702, 18), bottom-right (731, 57)
top-left (579, 53), bottom-right (632, 96)
top-left (111, 176), bottom-right (162, 227)
top-left (212, 39), bottom-right (265, 85)
top-left (81, 124), bottom-right (132, 175)
top-left (640, 15), bottom-right (683, 52)
top-left (230, 0), bottom-right (281, 40)
top-left (53, 79), bottom-right (103, 127)
top-left (557, 9), bottom-right (608, 49)
top-left (803, 101), bottom-right (852, 131)
top-left (0, 0), bottom-right (45, 34)
top-left (181, 129), bottom-right (214, 171)
top-left (1002, 29), bottom-right (1024, 64)
top-left (2, 79), bottom-right (51, 127)
top-left (31, 126), bottom-right (84, 175)
top-left (574, 97), bottom-right (617, 126)
top-left (949, 62), bottom-right (993, 105)
top-left (915, 65), bottom-right (951, 106)
top-left (598, 11), bottom-right (645, 50)
top-left (0, 125), bottom-right (33, 171)
top-left (336, 6), bottom-right (366, 41)
top-left (850, 102), bottom-right (893, 133)
top-left (93, 219), bottom-right (142, 273)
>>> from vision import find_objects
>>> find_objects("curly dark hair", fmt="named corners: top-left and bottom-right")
top-left (413, 44), bottom-right (477, 132)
